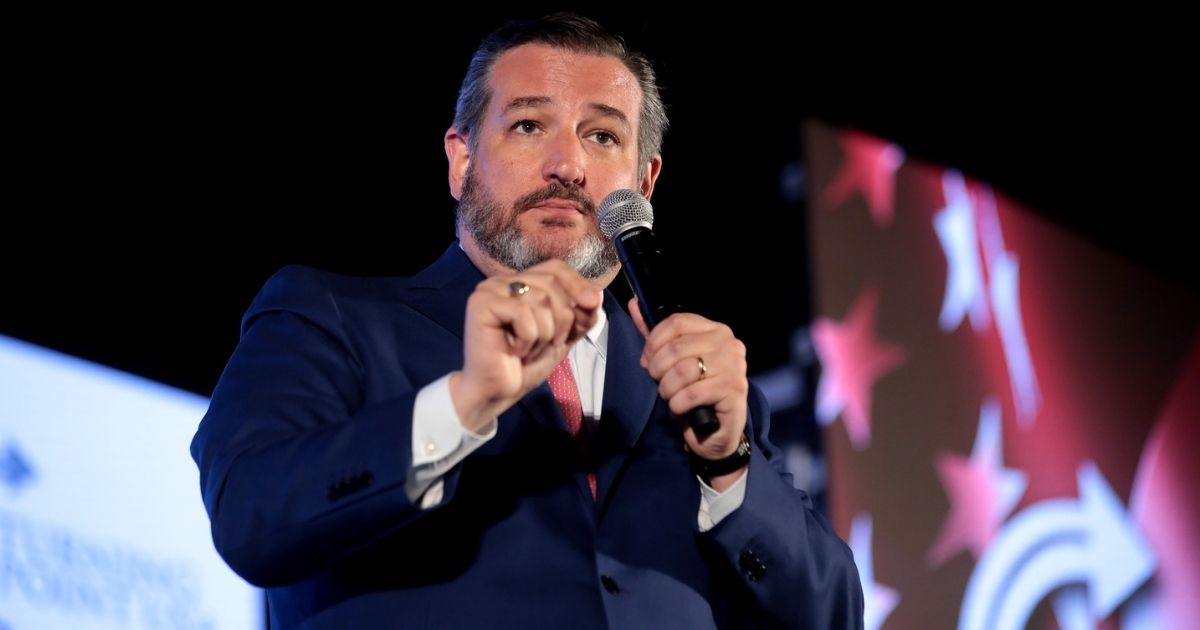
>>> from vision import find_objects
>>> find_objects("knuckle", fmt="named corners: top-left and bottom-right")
top-left (672, 359), bottom-right (693, 380)
top-left (645, 357), bottom-right (662, 379)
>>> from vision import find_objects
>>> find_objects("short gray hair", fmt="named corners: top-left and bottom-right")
top-left (453, 13), bottom-right (668, 169)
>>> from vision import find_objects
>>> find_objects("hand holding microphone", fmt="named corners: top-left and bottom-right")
top-left (598, 190), bottom-right (749, 464)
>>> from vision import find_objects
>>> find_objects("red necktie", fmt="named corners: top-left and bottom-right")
top-left (548, 357), bottom-right (596, 499)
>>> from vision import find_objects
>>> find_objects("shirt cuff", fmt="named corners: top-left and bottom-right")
top-left (412, 375), bottom-right (474, 464)
top-left (407, 374), bottom-right (497, 505)
top-left (696, 468), bottom-right (748, 532)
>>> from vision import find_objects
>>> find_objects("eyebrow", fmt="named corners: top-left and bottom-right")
top-left (503, 97), bottom-right (631, 129)
top-left (589, 103), bottom-right (630, 128)
top-left (503, 96), bottom-right (553, 112)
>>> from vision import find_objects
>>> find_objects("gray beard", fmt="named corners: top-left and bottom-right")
top-left (485, 225), bottom-right (615, 279)
top-left (456, 168), bottom-right (619, 279)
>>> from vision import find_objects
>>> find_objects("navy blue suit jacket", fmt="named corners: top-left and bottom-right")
top-left (191, 244), bottom-right (863, 629)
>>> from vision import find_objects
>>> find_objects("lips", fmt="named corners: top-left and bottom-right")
top-left (533, 202), bottom-right (580, 212)
top-left (528, 197), bottom-right (579, 208)
top-left (514, 185), bottom-right (596, 216)
top-left (524, 197), bottom-right (590, 218)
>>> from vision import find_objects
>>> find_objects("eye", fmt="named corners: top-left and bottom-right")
top-left (591, 130), bottom-right (620, 146)
top-left (512, 120), bottom-right (541, 135)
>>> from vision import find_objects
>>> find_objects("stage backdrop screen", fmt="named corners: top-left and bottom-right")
top-left (807, 119), bottom-right (1200, 630)
top-left (0, 334), bottom-right (260, 630)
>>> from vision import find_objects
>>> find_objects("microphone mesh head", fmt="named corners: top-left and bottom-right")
top-left (597, 189), bottom-right (654, 240)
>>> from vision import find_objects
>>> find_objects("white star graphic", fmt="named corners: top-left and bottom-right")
top-left (932, 170), bottom-right (1042, 425)
top-left (934, 170), bottom-right (991, 333)
top-left (989, 251), bottom-right (1042, 425)
top-left (850, 513), bottom-right (899, 630)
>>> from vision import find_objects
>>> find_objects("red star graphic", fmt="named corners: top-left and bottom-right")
top-left (812, 286), bottom-right (908, 449)
top-left (927, 399), bottom-right (1026, 566)
top-left (818, 129), bottom-right (905, 226)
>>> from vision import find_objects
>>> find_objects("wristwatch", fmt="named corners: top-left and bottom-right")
top-left (689, 431), bottom-right (751, 481)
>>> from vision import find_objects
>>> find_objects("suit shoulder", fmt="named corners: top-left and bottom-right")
top-left (243, 265), bottom-right (417, 330)
top-left (256, 265), bottom-right (415, 303)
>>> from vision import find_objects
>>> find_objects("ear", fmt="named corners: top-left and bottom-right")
top-left (640, 154), bottom-right (663, 201)
top-left (445, 126), bottom-right (471, 200)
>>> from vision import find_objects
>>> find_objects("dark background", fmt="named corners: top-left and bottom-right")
top-left (5, 9), bottom-right (1193, 396)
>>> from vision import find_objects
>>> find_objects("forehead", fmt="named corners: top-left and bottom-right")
top-left (487, 43), bottom-right (642, 118)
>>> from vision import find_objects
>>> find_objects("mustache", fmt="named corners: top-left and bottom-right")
top-left (514, 182), bottom-right (596, 216)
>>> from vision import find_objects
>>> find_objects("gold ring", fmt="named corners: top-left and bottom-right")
top-left (509, 281), bottom-right (530, 297)
top-left (697, 356), bottom-right (707, 380)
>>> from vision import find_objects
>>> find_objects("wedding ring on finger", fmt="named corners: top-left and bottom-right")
top-left (509, 281), bottom-right (530, 297)
top-left (697, 356), bottom-right (708, 381)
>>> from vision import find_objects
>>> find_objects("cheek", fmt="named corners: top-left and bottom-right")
top-left (472, 171), bottom-right (512, 205)
top-left (596, 159), bottom-right (643, 184)
top-left (488, 160), bottom-right (538, 197)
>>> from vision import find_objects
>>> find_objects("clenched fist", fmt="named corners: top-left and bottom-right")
top-left (450, 259), bottom-right (603, 432)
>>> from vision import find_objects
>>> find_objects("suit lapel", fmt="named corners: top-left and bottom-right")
top-left (405, 243), bottom-right (482, 341)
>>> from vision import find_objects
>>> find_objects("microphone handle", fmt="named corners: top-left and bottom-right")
top-left (615, 227), bottom-right (720, 438)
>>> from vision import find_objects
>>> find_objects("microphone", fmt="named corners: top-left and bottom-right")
top-left (598, 189), bottom-right (720, 438)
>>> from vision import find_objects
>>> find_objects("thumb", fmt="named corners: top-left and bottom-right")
top-left (628, 297), bottom-right (651, 338)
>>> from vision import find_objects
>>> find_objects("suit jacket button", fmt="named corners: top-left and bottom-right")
top-left (739, 549), bottom-right (767, 581)
top-left (600, 574), bottom-right (620, 593)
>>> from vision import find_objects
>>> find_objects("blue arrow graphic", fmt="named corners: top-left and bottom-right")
top-left (0, 440), bottom-right (35, 493)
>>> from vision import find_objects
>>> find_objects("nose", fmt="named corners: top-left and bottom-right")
top-left (541, 131), bottom-right (585, 187)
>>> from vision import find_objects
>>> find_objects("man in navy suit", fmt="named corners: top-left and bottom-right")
top-left (192, 13), bottom-right (863, 629)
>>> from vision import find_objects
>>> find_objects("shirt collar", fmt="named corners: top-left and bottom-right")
top-left (582, 305), bottom-right (608, 360)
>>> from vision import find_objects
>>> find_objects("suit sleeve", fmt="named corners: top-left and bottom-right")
top-left (704, 386), bottom-right (865, 629)
top-left (189, 266), bottom-right (464, 587)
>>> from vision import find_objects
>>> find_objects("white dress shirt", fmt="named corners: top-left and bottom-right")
top-left (405, 308), bottom-right (746, 531)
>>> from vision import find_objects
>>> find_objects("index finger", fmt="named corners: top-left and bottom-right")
top-left (525, 259), bottom-right (604, 311)
top-left (643, 313), bottom-right (724, 360)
